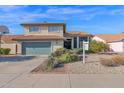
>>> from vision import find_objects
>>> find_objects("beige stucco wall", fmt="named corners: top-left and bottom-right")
top-left (92, 36), bottom-right (106, 43)
top-left (51, 40), bottom-right (63, 52)
top-left (1, 43), bottom-right (17, 54)
top-left (23, 25), bottom-right (64, 37)
top-left (16, 43), bottom-right (22, 54)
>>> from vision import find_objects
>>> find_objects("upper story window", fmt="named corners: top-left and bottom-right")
top-left (29, 26), bottom-right (40, 32)
top-left (48, 26), bottom-right (63, 32)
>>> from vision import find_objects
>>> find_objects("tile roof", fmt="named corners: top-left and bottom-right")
top-left (96, 33), bottom-right (124, 43)
top-left (13, 35), bottom-right (64, 41)
top-left (1, 35), bottom-right (23, 43)
top-left (64, 32), bottom-right (90, 37)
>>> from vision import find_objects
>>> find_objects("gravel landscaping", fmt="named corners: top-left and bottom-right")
top-left (68, 54), bottom-right (124, 74)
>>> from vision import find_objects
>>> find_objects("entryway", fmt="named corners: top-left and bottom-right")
top-left (64, 39), bottom-right (72, 49)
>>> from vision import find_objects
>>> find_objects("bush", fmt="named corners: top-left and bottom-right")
top-left (70, 53), bottom-right (80, 62)
top-left (37, 48), bottom-right (80, 72)
top-left (0, 48), bottom-right (11, 55)
top-left (3, 48), bottom-right (11, 55)
top-left (73, 48), bottom-right (82, 54)
top-left (57, 53), bottom-right (72, 63)
top-left (46, 58), bottom-right (55, 71)
top-left (111, 55), bottom-right (124, 65)
top-left (89, 40), bottom-right (108, 53)
top-left (73, 40), bottom-right (109, 54)
top-left (73, 48), bottom-right (93, 54)
top-left (51, 48), bottom-right (71, 57)
top-left (57, 53), bottom-right (80, 63)
top-left (100, 58), bottom-right (118, 67)
top-left (0, 48), bottom-right (4, 54)
top-left (100, 55), bottom-right (124, 67)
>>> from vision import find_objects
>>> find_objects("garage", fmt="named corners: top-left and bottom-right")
top-left (22, 42), bottom-right (51, 55)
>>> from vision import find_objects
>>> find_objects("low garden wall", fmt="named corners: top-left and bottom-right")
top-left (1, 43), bottom-right (17, 54)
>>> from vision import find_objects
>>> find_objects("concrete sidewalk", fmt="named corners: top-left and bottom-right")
top-left (2, 74), bottom-right (124, 88)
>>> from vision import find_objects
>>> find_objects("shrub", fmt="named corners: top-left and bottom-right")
top-left (46, 58), bottom-right (54, 71)
top-left (33, 48), bottom-right (80, 72)
top-left (0, 48), bottom-right (4, 54)
top-left (73, 48), bottom-right (82, 54)
top-left (111, 55), bottom-right (124, 65)
top-left (100, 58), bottom-right (118, 67)
top-left (89, 40), bottom-right (108, 53)
top-left (57, 53), bottom-right (72, 63)
top-left (70, 53), bottom-right (80, 62)
top-left (73, 48), bottom-right (93, 54)
top-left (3, 48), bottom-right (11, 55)
top-left (51, 48), bottom-right (70, 57)
top-left (100, 55), bottom-right (124, 67)
top-left (51, 48), bottom-right (74, 57)
top-left (0, 48), bottom-right (11, 55)
top-left (38, 48), bottom-right (80, 72)
top-left (57, 53), bottom-right (80, 63)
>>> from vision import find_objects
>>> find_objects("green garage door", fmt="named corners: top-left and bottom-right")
top-left (22, 42), bottom-right (51, 55)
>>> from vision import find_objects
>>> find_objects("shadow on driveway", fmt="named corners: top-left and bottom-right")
top-left (0, 56), bottom-right (37, 62)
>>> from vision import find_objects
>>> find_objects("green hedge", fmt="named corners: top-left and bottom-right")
top-left (0, 48), bottom-right (11, 55)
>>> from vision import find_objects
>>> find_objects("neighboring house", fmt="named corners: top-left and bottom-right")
top-left (92, 33), bottom-right (124, 52)
top-left (7, 22), bottom-right (90, 55)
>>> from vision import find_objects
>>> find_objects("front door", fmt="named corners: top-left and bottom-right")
top-left (64, 39), bottom-right (72, 49)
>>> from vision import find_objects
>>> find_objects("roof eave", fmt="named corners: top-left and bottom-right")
top-left (20, 23), bottom-right (66, 26)
top-left (13, 38), bottom-right (64, 41)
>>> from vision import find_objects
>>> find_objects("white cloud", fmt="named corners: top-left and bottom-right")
top-left (46, 7), bottom-right (84, 14)
top-left (1, 5), bottom-right (124, 25)
top-left (0, 5), bottom-right (28, 12)
top-left (109, 9), bottom-right (124, 15)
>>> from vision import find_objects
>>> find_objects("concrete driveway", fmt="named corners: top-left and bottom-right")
top-left (0, 56), bottom-right (47, 87)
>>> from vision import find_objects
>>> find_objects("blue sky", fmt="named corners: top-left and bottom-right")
top-left (0, 5), bottom-right (124, 35)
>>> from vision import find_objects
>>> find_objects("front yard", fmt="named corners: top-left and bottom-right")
top-left (31, 40), bottom-right (124, 74)
top-left (33, 54), bottom-right (124, 74)
top-left (68, 54), bottom-right (124, 74)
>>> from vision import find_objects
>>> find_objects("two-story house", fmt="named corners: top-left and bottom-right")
top-left (8, 22), bottom-right (91, 55)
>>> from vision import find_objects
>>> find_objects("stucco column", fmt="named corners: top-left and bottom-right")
top-left (17, 42), bottom-right (22, 55)
top-left (71, 37), bottom-right (74, 49)
top-left (87, 36), bottom-right (90, 50)
top-left (123, 41), bottom-right (124, 53)
top-left (77, 36), bottom-right (79, 48)
top-left (87, 36), bottom-right (90, 43)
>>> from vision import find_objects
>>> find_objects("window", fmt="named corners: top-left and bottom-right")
top-left (79, 37), bottom-right (87, 42)
top-left (29, 26), bottom-right (40, 32)
top-left (79, 37), bottom-right (88, 48)
top-left (48, 26), bottom-right (62, 32)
